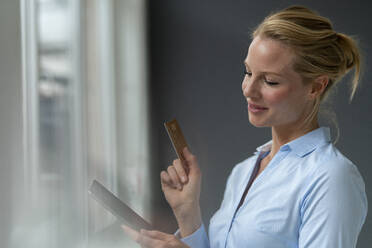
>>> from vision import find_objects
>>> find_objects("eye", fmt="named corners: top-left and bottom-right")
top-left (244, 69), bottom-right (252, 77)
top-left (264, 79), bottom-right (279, 86)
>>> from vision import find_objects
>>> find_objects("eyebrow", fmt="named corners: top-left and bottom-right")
top-left (244, 61), bottom-right (284, 77)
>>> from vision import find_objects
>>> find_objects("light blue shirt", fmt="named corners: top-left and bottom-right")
top-left (179, 127), bottom-right (368, 247)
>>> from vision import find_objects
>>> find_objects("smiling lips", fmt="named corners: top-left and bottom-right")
top-left (248, 103), bottom-right (268, 113)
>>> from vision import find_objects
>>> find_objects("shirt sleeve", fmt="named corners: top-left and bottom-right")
top-left (174, 223), bottom-right (210, 248)
top-left (298, 159), bottom-right (368, 248)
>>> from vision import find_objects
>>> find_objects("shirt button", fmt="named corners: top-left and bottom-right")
top-left (280, 145), bottom-right (290, 151)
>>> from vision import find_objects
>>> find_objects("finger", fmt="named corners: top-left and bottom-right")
top-left (164, 167), bottom-right (178, 189)
top-left (167, 166), bottom-right (182, 190)
top-left (140, 229), bottom-right (171, 240)
top-left (137, 232), bottom-right (161, 248)
top-left (160, 171), bottom-right (177, 192)
top-left (160, 170), bottom-right (173, 186)
top-left (121, 225), bottom-right (140, 242)
top-left (173, 159), bottom-right (188, 183)
top-left (141, 230), bottom-right (188, 248)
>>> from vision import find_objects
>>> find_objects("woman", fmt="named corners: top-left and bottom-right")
top-left (123, 6), bottom-right (368, 247)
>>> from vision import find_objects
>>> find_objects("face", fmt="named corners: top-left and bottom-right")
top-left (242, 36), bottom-right (314, 129)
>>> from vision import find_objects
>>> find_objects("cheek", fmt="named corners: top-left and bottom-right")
top-left (264, 89), bottom-right (290, 105)
top-left (265, 87), bottom-right (309, 118)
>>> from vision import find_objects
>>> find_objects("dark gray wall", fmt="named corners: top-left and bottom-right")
top-left (148, 1), bottom-right (372, 247)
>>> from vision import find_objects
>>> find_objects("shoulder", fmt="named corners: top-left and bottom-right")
top-left (300, 143), bottom-right (368, 233)
top-left (302, 142), bottom-right (367, 215)
top-left (308, 143), bottom-right (364, 185)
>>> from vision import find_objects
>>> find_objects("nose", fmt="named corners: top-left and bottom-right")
top-left (242, 75), bottom-right (260, 99)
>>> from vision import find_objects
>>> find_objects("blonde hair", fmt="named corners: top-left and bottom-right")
top-left (252, 6), bottom-right (362, 138)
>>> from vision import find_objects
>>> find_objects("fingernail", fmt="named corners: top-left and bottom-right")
top-left (178, 184), bottom-right (182, 190)
top-left (181, 176), bottom-right (187, 183)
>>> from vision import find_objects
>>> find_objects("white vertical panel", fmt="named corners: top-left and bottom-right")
top-left (69, 0), bottom-right (88, 245)
top-left (97, 0), bottom-right (118, 196)
top-left (114, 0), bottom-right (151, 221)
top-left (84, 1), bottom-right (150, 247)
top-left (85, 0), bottom-right (119, 234)
top-left (21, 0), bottom-right (39, 205)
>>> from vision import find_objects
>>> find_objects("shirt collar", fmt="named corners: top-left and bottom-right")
top-left (255, 127), bottom-right (331, 157)
top-left (255, 140), bottom-right (272, 154)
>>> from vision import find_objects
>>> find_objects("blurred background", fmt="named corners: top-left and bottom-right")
top-left (0, 0), bottom-right (371, 247)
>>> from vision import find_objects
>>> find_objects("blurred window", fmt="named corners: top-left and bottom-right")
top-left (15, 0), bottom-right (150, 247)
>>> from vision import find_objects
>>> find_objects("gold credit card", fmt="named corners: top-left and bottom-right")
top-left (164, 119), bottom-right (189, 162)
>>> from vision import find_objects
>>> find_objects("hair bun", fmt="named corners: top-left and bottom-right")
top-left (337, 33), bottom-right (357, 69)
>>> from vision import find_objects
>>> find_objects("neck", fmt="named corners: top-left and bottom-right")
top-left (269, 119), bottom-right (319, 159)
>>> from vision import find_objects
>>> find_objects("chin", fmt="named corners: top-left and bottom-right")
top-left (250, 122), bottom-right (269, 128)
top-left (248, 116), bottom-right (269, 127)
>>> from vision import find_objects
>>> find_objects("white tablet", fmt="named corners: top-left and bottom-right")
top-left (89, 180), bottom-right (153, 231)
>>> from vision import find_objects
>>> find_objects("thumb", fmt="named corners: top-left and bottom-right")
top-left (121, 225), bottom-right (140, 242)
top-left (182, 147), bottom-right (200, 174)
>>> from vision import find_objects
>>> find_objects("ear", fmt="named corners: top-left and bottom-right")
top-left (309, 75), bottom-right (329, 100)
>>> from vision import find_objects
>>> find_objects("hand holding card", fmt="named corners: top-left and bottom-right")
top-left (162, 119), bottom-right (202, 237)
